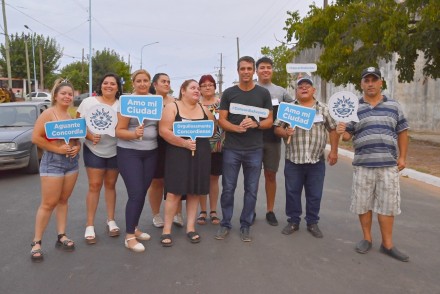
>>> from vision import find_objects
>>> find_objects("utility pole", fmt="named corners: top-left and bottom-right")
top-left (2, 0), bottom-right (12, 89)
top-left (24, 36), bottom-right (32, 96)
top-left (236, 37), bottom-right (240, 62)
top-left (215, 53), bottom-right (224, 96)
top-left (39, 46), bottom-right (44, 90)
top-left (321, 0), bottom-right (328, 102)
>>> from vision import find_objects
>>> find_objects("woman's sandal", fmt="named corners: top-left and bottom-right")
top-left (30, 240), bottom-right (43, 262)
top-left (55, 233), bottom-right (75, 251)
top-left (160, 234), bottom-right (173, 247)
top-left (210, 211), bottom-right (220, 225)
top-left (107, 220), bottom-right (120, 237)
top-left (197, 211), bottom-right (207, 225)
top-left (124, 237), bottom-right (145, 253)
top-left (135, 227), bottom-right (151, 241)
top-left (187, 231), bottom-right (201, 243)
top-left (84, 226), bottom-right (97, 245)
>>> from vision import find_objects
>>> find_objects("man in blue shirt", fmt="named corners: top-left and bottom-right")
top-left (337, 67), bottom-right (409, 262)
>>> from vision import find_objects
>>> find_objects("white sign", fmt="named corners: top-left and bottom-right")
top-left (286, 63), bottom-right (317, 74)
top-left (85, 104), bottom-right (118, 136)
top-left (328, 91), bottom-right (359, 122)
top-left (229, 103), bottom-right (269, 121)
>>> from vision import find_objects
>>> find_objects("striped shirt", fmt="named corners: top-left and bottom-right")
top-left (345, 95), bottom-right (409, 167)
top-left (274, 100), bottom-right (336, 164)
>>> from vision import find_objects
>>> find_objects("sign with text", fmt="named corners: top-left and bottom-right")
top-left (328, 91), bottom-right (359, 122)
top-left (277, 102), bottom-right (316, 130)
top-left (45, 118), bottom-right (87, 144)
top-left (229, 103), bottom-right (269, 121)
top-left (173, 120), bottom-right (214, 141)
top-left (286, 63), bottom-right (317, 75)
top-left (120, 95), bottom-right (163, 125)
top-left (85, 104), bottom-right (118, 136)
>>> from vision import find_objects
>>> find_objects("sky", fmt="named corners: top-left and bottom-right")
top-left (3, 0), bottom-right (319, 93)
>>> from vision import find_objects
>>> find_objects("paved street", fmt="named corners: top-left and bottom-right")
top-left (0, 153), bottom-right (439, 294)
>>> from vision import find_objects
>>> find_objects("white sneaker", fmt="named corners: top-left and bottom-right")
top-left (173, 213), bottom-right (184, 227)
top-left (152, 214), bottom-right (164, 228)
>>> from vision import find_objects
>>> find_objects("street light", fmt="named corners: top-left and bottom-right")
top-left (24, 25), bottom-right (37, 91)
top-left (140, 42), bottom-right (159, 69)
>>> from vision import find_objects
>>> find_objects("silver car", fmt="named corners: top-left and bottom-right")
top-left (0, 102), bottom-right (49, 173)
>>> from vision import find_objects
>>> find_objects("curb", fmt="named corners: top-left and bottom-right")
top-left (327, 145), bottom-right (440, 188)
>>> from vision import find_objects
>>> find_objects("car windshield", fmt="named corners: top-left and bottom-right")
top-left (0, 106), bottom-right (37, 127)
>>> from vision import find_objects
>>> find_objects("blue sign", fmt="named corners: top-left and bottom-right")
top-left (173, 120), bottom-right (214, 141)
top-left (120, 95), bottom-right (163, 125)
top-left (45, 118), bottom-right (87, 144)
top-left (277, 102), bottom-right (316, 130)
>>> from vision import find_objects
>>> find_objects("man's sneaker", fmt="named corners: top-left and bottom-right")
top-left (355, 239), bottom-right (372, 254)
top-left (173, 213), bottom-right (184, 227)
top-left (152, 214), bottom-right (164, 228)
top-left (240, 227), bottom-right (252, 242)
top-left (281, 223), bottom-right (299, 235)
top-left (266, 211), bottom-right (279, 226)
top-left (214, 226), bottom-right (230, 240)
top-left (307, 223), bottom-right (323, 238)
top-left (380, 244), bottom-right (409, 262)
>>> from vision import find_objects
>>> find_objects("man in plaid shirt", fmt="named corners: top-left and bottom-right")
top-left (274, 76), bottom-right (339, 238)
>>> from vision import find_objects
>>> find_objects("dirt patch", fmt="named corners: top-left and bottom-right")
top-left (338, 138), bottom-right (440, 178)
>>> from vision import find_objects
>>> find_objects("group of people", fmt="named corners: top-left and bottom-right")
top-left (29, 57), bottom-right (410, 263)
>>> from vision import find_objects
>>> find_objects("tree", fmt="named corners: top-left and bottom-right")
top-left (92, 48), bottom-right (131, 92)
top-left (260, 44), bottom-right (294, 88)
top-left (59, 61), bottom-right (89, 93)
top-left (283, 0), bottom-right (440, 90)
top-left (0, 33), bottom-right (62, 89)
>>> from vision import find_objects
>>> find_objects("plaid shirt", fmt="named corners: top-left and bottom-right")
top-left (274, 100), bottom-right (336, 164)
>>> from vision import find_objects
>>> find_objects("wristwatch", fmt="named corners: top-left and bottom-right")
top-left (256, 120), bottom-right (260, 128)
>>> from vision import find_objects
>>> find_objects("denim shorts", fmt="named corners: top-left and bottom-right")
top-left (83, 144), bottom-right (118, 170)
top-left (39, 151), bottom-right (79, 177)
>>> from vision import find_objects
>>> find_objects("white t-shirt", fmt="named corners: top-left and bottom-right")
top-left (77, 96), bottom-right (119, 158)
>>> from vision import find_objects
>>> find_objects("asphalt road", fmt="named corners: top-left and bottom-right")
top-left (0, 152), bottom-right (439, 294)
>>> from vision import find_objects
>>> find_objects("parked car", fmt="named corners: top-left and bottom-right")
top-left (0, 101), bottom-right (50, 173)
top-left (73, 93), bottom-right (90, 107)
top-left (27, 92), bottom-right (52, 102)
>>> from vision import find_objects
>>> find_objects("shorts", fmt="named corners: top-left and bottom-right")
top-left (211, 152), bottom-right (223, 176)
top-left (39, 151), bottom-right (79, 177)
top-left (350, 166), bottom-right (401, 216)
top-left (83, 144), bottom-right (118, 170)
top-left (262, 141), bottom-right (281, 172)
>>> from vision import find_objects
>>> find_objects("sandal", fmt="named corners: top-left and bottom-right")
top-left (187, 231), bottom-right (201, 243)
top-left (160, 234), bottom-right (173, 247)
top-left (124, 237), bottom-right (145, 253)
top-left (55, 233), bottom-right (75, 251)
top-left (107, 220), bottom-right (120, 237)
top-left (197, 211), bottom-right (207, 225)
top-left (210, 211), bottom-right (220, 225)
top-left (30, 240), bottom-right (43, 262)
top-left (84, 226), bottom-right (97, 245)
top-left (135, 227), bottom-right (151, 241)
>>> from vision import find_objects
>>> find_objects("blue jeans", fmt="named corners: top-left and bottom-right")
top-left (117, 147), bottom-right (158, 234)
top-left (284, 159), bottom-right (325, 225)
top-left (220, 148), bottom-right (263, 229)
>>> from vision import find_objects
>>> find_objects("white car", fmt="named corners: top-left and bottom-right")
top-left (27, 92), bottom-right (52, 102)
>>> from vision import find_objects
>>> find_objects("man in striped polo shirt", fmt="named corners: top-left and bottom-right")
top-left (274, 76), bottom-right (339, 238)
top-left (336, 67), bottom-right (410, 262)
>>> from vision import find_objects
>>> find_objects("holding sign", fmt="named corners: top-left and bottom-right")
top-left (328, 91), bottom-right (359, 122)
top-left (173, 120), bottom-right (214, 156)
top-left (229, 103), bottom-right (269, 121)
top-left (120, 95), bottom-right (163, 124)
top-left (85, 104), bottom-right (118, 137)
top-left (277, 103), bottom-right (316, 144)
top-left (45, 118), bottom-right (87, 144)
